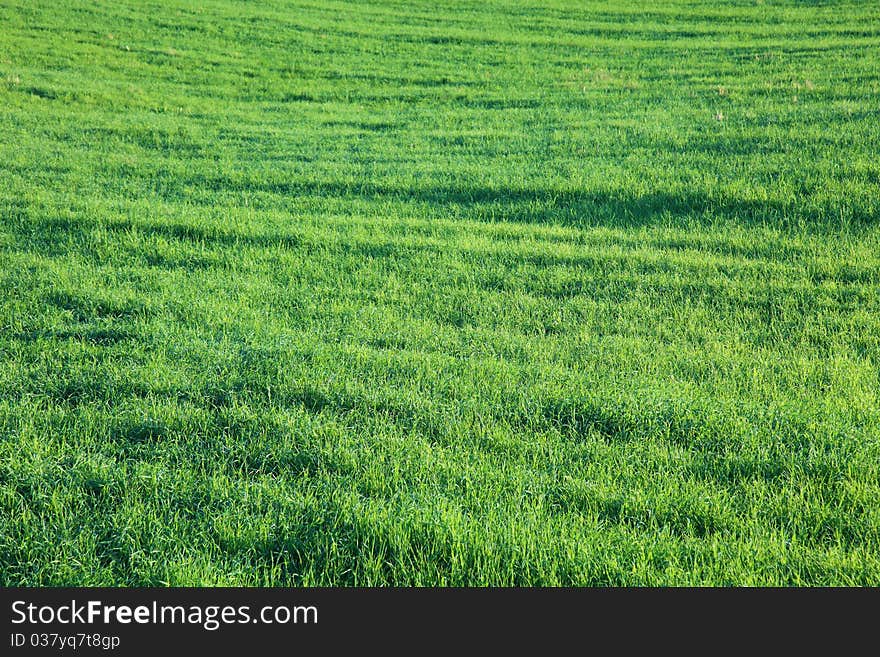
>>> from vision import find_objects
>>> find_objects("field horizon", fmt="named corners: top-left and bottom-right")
top-left (1, 0), bottom-right (879, 585)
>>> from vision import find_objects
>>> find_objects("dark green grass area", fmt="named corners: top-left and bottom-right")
top-left (1, 0), bottom-right (879, 585)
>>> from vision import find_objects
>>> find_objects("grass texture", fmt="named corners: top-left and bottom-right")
top-left (1, 0), bottom-right (880, 585)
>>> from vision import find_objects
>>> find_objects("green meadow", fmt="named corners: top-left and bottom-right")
top-left (1, 0), bottom-right (879, 585)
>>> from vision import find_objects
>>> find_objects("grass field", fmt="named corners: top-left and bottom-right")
top-left (1, 0), bottom-right (879, 586)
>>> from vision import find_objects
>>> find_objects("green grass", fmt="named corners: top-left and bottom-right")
top-left (1, 0), bottom-right (879, 586)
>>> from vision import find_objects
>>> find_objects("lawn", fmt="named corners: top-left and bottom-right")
top-left (1, 0), bottom-right (879, 585)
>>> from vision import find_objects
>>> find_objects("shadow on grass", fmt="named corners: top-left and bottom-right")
top-left (154, 176), bottom-right (880, 230)
top-left (6, 177), bottom-right (873, 263)
top-left (14, 326), bottom-right (136, 346)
